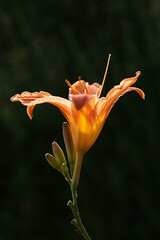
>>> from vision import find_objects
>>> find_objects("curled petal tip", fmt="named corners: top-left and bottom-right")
top-left (136, 71), bottom-right (141, 77)
top-left (141, 91), bottom-right (145, 99)
top-left (134, 71), bottom-right (145, 99)
top-left (10, 96), bottom-right (14, 102)
top-left (27, 106), bottom-right (34, 119)
top-left (139, 91), bottom-right (145, 99)
top-left (127, 87), bottom-right (145, 100)
top-left (10, 94), bottom-right (19, 102)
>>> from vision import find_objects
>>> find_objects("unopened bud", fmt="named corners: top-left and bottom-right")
top-left (63, 122), bottom-right (76, 176)
top-left (52, 141), bottom-right (67, 165)
top-left (45, 153), bottom-right (60, 171)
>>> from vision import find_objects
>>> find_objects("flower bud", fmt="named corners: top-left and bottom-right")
top-left (45, 153), bottom-right (61, 171)
top-left (63, 122), bottom-right (76, 176)
top-left (52, 141), bottom-right (67, 165)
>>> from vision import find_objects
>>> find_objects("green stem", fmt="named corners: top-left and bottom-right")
top-left (68, 184), bottom-right (91, 240)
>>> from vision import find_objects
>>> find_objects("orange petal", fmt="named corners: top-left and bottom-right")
top-left (68, 95), bottom-right (99, 153)
top-left (86, 72), bottom-right (145, 152)
top-left (10, 91), bottom-right (52, 105)
top-left (86, 82), bottom-right (101, 96)
top-left (106, 71), bottom-right (141, 101)
top-left (11, 91), bottom-right (72, 122)
top-left (96, 71), bottom-right (145, 121)
top-left (127, 87), bottom-right (145, 99)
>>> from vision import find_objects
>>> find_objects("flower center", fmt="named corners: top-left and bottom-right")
top-left (65, 80), bottom-right (81, 94)
top-left (65, 77), bottom-right (91, 95)
top-left (78, 77), bottom-right (92, 95)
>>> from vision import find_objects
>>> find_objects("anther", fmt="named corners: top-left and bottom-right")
top-left (65, 80), bottom-right (81, 94)
top-left (78, 77), bottom-right (92, 95)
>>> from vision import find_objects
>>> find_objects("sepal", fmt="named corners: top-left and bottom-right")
top-left (71, 219), bottom-right (79, 228)
top-left (67, 200), bottom-right (74, 209)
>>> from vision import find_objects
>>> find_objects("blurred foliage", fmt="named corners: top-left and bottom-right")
top-left (0, 0), bottom-right (159, 239)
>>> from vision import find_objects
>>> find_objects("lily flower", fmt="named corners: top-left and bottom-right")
top-left (10, 70), bottom-right (145, 189)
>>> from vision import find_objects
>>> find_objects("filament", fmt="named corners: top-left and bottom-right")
top-left (98, 54), bottom-right (111, 98)
top-left (65, 80), bottom-right (81, 94)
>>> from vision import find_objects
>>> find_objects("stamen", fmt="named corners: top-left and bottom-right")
top-left (78, 76), bottom-right (92, 95)
top-left (65, 80), bottom-right (81, 94)
top-left (98, 54), bottom-right (111, 98)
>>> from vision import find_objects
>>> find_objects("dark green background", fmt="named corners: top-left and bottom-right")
top-left (0, 0), bottom-right (159, 239)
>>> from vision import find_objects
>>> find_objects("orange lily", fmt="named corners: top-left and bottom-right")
top-left (10, 71), bottom-right (145, 189)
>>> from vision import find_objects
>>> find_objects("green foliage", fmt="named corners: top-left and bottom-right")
top-left (0, 0), bottom-right (159, 239)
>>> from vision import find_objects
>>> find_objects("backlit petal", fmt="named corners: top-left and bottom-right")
top-left (11, 91), bottom-right (72, 123)
top-left (95, 71), bottom-right (145, 120)
top-left (106, 71), bottom-right (142, 101)
top-left (10, 91), bottom-right (52, 105)
top-left (69, 96), bottom-right (98, 153)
